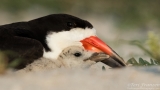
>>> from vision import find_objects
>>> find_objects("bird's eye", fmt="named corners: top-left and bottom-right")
top-left (67, 22), bottom-right (76, 28)
top-left (74, 52), bottom-right (82, 57)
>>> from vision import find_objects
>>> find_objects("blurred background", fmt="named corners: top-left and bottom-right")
top-left (0, 0), bottom-right (160, 61)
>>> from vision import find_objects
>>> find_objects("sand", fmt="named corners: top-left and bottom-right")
top-left (0, 65), bottom-right (160, 90)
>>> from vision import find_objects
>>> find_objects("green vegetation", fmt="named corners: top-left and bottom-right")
top-left (0, 52), bottom-right (8, 74)
top-left (127, 58), bottom-right (159, 66)
top-left (0, 51), bottom-right (22, 74)
top-left (102, 66), bottom-right (106, 71)
top-left (127, 32), bottom-right (160, 66)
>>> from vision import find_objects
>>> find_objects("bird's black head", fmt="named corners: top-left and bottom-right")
top-left (29, 14), bottom-right (93, 32)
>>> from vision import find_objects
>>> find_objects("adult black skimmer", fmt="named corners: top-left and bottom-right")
top-left (0, 14), bottom-right (126, 69)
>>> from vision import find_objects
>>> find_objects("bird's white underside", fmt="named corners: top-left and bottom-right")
top-left (43, 28), bottom-right (96, 60)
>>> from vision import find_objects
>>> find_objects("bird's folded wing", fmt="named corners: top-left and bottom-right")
top-left (0, 27), bottom-right (43, 69)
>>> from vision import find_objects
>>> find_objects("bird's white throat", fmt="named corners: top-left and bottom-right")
top-left (43, 28), bottom-right (96, 60)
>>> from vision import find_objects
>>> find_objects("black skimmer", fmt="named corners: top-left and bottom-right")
top-left (0, 14), bottom-right (126, 69)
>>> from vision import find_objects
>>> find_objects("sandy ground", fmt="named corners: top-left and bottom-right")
top-left (0, 66), bottom-right (160, 90)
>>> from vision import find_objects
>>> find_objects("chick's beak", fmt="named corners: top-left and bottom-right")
top-left (80, 36), bottom-right (126, 66)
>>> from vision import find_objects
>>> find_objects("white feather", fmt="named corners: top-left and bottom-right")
top-left (43, 28), bottom-right (96, 60)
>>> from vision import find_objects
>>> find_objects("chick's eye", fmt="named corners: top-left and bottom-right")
top-left (67, 22), bottom-right (76, 28)
top-left (74, 52), bottom-right (82, 57)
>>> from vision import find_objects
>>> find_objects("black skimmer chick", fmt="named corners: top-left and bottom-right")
top-left (0, 14), bottom-right (126, 69)
top-left (17, 46), bottom-right (107, 72)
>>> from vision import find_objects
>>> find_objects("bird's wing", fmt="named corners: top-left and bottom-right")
top-left (0, 24), bottom-right (43, 69)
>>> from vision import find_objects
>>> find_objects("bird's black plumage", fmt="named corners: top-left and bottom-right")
top-left (0, 14), bottom-right (93, 69)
